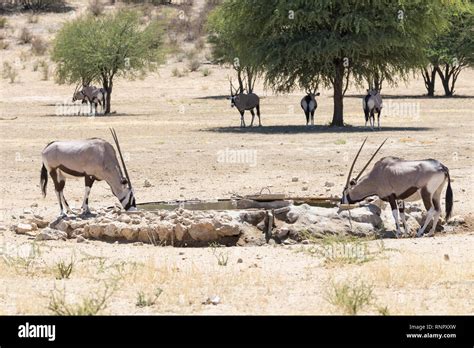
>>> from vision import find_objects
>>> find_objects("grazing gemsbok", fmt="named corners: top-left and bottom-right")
top-left (228, 79), bottom-right (261, 128)
top-left (40, 129), bottom-right (137, 216)
top-left (363, 89), bottom-right (383, 130)
top-left (341, 138), bottom-right (453, 238)
top-left (300, 90), bottom-right (320, 126)
top-left (72, 85), bottom-right (107, 115)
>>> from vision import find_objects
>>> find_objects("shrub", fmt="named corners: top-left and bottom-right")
top-left (39, 60), bottom-right (49, 80)
top-left (31, 36), bottom-right (48, 55)
top-left (19, 27), bottom-right (33, 44)
top-left (187, 58), bottom-right (200, 72)
top-left (0, 17), bottom-right (7, 28)
top-left (2, 62), bottom-right (18, 83)
top-left (88, 0), bottom-right (104, 17)
top-left (326, 278), bottom-right (375, 315)
top-left (201, 67), bottom-right (211, 77)
top-left (0, 39), bottom-right (8, 50)
top-left (27, 14), bottom-right (39, 24)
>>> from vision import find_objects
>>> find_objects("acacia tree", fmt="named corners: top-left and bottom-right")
top-left (211, 0), bottom-right (454, 126)
top-left (207, 4), bottom-right (260, 93)
top-left (52, 10), bottom-right (164, 114)
top-left (437, 6), bottom-right (472, 96)
top-left (421, 4), bottom-right (473, 96)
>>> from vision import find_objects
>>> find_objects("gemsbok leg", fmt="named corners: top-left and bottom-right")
top-left (239, 110), bottom-right (246, 128)
top-left (398, 200), bottom-right (409, 236)
top-left (50, 169), bottom-right (72, 216)
top-left (81, 175), bottom-right (95, 214)
top-left (425, 182), bottom-right (445, 237)
top-left (388, 195), bottom-right (402, 238)
top-left (417, 187), bottom-right (435, 237)
top-left (310, 109), bottom-right (315, 126)
top-left (250, 109), bottom-right (255, 127)
top-left (256, 104), bottom-right (262, 127)
top-left (377, 109), bottom-right (381, 130)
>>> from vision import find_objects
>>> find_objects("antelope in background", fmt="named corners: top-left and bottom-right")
top-left (341, 138), bottom-right (453, 238)
top-left (40, 129), bottom-right (136, 216)
top-left (363, 89), bottom-right (383, 130)
top-left (228, 78), bottom-right (261, 128)
top-left (300, 90), bottom-right (320, 126)
top-left (72, 85), bottom-right (107, 115)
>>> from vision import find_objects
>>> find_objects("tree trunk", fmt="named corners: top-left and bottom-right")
top-left (331, 60), bottom-right (345, 127)
top-left (436, 64), bottom-right (455, 97)
top-left (103, 78), bottom-right (113, 115)
top-left (236, 69), bottom-right (244, 94)
top-left (421, 67), bottom-right (436, 97)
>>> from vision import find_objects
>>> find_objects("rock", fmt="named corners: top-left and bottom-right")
top-left (292, 177), bottom-right (299, 182)
top-left (302, 186), bottom-right (309, 191)
top-left (76, 235), bottom-right (87, 243)
top-left (324, 181), bottom-right (335, 188)
top-left (338, 205), bottom-right (382, 227)
top-left (144, 179), bottom-right (152, 188)
top-left (444, 254), bottom-right (450, 261)
top-left (15, 223), bottom-right (33, 234)
top-left (237, 258), bottom-right (243, 263)
top-left (31, 203), bottom-right (38, 208)
top-left (23, 208), bottom-right (33, 215)
top-left (28, 216), bottom-right (48, 229)
top-left (35, 228), bottom-right (67, 241)
top-left (119, 215), bottom-right (131, 224)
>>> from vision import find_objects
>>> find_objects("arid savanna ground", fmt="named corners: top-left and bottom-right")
top-left (0, 0), bottom-right (473, 315)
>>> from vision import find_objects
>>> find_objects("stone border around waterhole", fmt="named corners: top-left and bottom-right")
top-left (12, 202), bottom-right (465, 246)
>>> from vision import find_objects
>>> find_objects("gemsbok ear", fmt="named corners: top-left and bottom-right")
top-left (316, 92), bottom-right (320, 96)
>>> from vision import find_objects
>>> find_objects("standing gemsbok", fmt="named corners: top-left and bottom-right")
top-left (363, 89), bottom-right (383, 130)
top-left (40, 129), bottom-right (136, 216)
top-left (228, 78), bottom-right (261, 128)
top-left (300, 90), bottom-right (320, 126)
top-left (341, 138), bottom-right (453, 238)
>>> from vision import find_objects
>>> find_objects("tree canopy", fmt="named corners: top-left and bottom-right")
top-left (209, 0), bottom-right (458, 126)
top-left (52, 10), bottom-right (164, 114)
top-left (423, 3), bottom-right (473, 96)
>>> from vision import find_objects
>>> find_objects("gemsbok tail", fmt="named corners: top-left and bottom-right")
top-left (445, 168), bottom-right (453, 221)
top-left (40, 163), bottom-right (48, 197)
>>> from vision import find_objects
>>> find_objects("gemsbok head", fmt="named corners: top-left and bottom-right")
top-left (341, 138), bottom-right (453, 238)
top-left (228, 78), bottom-right (261, 128)
top-left (40, 128), bottom-right (136, 216)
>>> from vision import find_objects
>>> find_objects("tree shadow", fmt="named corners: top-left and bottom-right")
top-left (345, 94), bottom-right (473, 100)
top-left (203, 125), bottom-right (433, 135)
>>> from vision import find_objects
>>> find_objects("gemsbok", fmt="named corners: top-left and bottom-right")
top-left (72, 85), bottom-right (107, 115)
top-left (40, 129), bottom-right (137, 216)
top-left (228, 79), bottom-right (261, 128)
top-left (341, 138), bottom-right (453, 238)
top-left (300, 90), bottom-right (320, 126)
top-left (363, 89), bottom-right (383, 130)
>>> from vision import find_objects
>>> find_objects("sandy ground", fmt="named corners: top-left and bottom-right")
top-left (0, 1), bottom-right (473, 315)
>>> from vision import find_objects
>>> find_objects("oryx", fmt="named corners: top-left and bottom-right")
top-left (228, 78), bottom-right (261, 128)
top-left (341, 138), bottom-right (453, 238)
top-left (72, 85), bottom-right (107, 115)
top-left (363, 89), bottom-right (383, 130)
top-left (300, 90), bottom-right (320, 126)
top-left (40, 129), bottom-right (136, 216)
